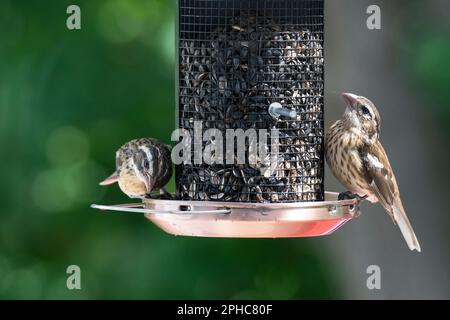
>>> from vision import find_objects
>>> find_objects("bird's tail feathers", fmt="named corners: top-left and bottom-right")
top-left (392, 203), bottom-right (421, 252)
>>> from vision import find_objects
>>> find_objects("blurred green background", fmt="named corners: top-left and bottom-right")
top-left (0, 0), bottom-right (449, 299)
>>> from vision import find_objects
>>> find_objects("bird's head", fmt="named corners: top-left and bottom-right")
top-left (341, 92), bottom-right (381, 144)
top-left (100, 138), bottom-right (167, 197)
top-left (128, 145), bottom-right (157, 193)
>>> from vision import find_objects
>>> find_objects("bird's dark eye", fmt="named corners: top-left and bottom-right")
top-left (143, 159), bottom-right (150, 169)
top-left (361, 105), bottom-right (371, 116)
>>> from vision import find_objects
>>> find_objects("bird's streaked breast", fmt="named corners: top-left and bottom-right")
top-left (325, 122), bottom-right (371, 194)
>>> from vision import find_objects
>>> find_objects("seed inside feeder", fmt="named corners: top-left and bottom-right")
top-left (178, 13), bottom-right (324, 203)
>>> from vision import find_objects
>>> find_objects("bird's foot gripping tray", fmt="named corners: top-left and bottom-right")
top-left (91, 192), bottom-right (361, 238)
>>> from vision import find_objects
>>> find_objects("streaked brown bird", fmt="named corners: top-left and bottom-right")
top-left (325, 93), bottom-right (421, 252)
top-left (100, 138), bottom-right (173, 199)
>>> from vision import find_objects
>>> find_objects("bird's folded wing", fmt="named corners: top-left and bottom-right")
top-left (359, 143), bottom-right (397, 219)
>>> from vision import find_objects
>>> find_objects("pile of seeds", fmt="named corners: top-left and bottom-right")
top-left (177, 15), bottom-right (324, 203)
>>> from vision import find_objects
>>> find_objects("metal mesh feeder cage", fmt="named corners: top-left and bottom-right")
top-left (92, 0), bottom-right (363, 238)
top-left (177, 0), bottom-right (325, 203)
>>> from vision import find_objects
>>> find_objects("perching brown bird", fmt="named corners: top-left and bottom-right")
top-left (100, 138), bottom-right (173, 199)
top-left (325, 93), bottom-right (421, 252)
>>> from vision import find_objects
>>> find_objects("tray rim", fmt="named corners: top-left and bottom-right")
top-left (92, 191), bottom-right (360, 219)
top-left (142, 191), bottom-right (357, 210)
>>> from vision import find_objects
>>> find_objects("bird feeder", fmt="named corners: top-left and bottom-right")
top-left (92, 0), bottom-right (361, 238)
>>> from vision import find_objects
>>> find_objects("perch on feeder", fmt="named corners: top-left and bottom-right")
top-left (92, 0), bottom-right (362, 238)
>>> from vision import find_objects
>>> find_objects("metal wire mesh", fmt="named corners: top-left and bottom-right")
top-left (176, 0), bottom-right (324, 203)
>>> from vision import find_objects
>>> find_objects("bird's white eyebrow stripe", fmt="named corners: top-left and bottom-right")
top-left (367, 153), bottom-right (384, 168)
top-left (138, 146), bottom-right (153, 162)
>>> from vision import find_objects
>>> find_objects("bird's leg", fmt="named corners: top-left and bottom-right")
top-left (338, 191), bottom-right (368, 201)
top-left (356, 194), bottom-right (368, 201)
top-left (159, 188), bottom-right (173, 199)
top-left (146, 189), bottom-right (170, 199)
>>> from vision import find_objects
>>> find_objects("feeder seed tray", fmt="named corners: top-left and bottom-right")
top-left (91, 192), bottom-right (360, 238)
top-left (92, 1), bottom-right (360, 239)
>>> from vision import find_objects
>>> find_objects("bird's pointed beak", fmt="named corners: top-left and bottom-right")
top-left (342, 92), bottom-right (359, 109)
top-left (99, 172), bottom-right (118, 186)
